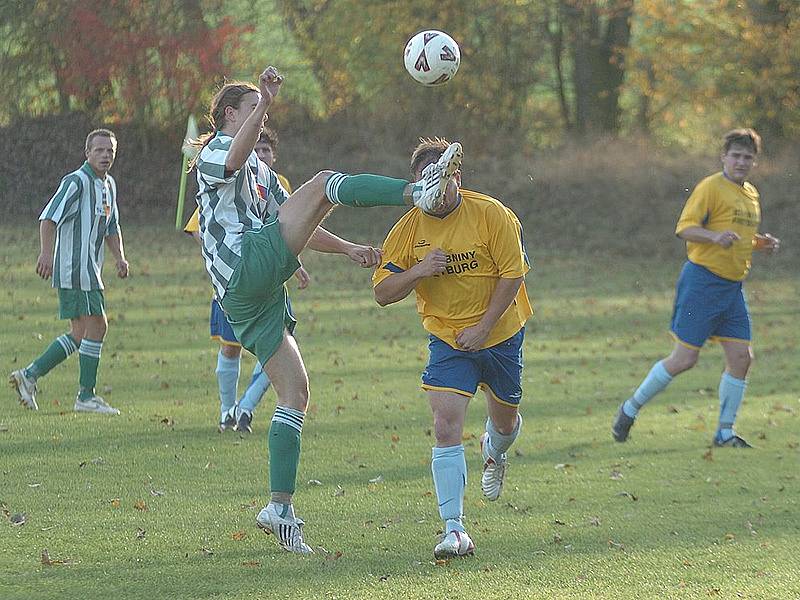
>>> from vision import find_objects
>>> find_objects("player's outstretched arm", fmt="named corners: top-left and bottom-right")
top-left (307, 227), bottom-right (381, 267)
top-left (105, 232), bottom-right (129, 278)
top-left (374, 249), bottom-right (446, 306)
top-left (225, 66), bottom-right (282, 173)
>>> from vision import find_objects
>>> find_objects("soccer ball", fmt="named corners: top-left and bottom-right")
top-left (404, 30), bottom-right (460, 86)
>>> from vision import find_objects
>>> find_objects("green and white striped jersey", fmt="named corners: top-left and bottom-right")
top-left (39, 162), bottom-right (120, 290)
top-left (195, 132), bottom-right (289, 299)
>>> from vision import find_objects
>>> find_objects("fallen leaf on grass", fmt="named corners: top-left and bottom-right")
top-left (110, 498), bottom-right (121, 508)
top-left (27, 483), bottom-right (41, 488)
top-left (134, 500), bottom-right (148, 512)
top-left (552, 532), bottom-right (563, 544)
top-left (333, 485), bottom-right (345, 497)
top-left (231, 530), bottom-right (247, 541)
top-left (617, 491), bottom-right (638, 501)
top-left (135, 528), bottom-right (146, 540)
top-left (724, 533), bottom-right (735, 542)
top-left (242, 560), bottom-right (261, 567)
top-left (610, 470), bottom-right (624, 480)
top-left (608, 540), bottom-right (625, 551)
top-left (307, 479), bottom-right (323, 486)
top-left (588, 516), bottom-right (601, 527)
top-left (554, 463), bottom-right (573, 471)
top-left (199, 547), bottom-right (214, 557)
top-left (149, 489), bottom-right (165, 497)
top-left (703, 449), bottom-right (714, 461)
top-left (41, 549), bottom-right (75, 566)
top-left (368, 475), bottom-right (384, 484)
top-left (10, 513), bottom-right (26, 526)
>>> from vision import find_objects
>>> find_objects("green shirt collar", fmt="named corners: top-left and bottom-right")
top-left (80, 161), bottom-right (104, 180)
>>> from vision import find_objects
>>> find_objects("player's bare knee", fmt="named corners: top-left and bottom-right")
top-left (220, 344), bottom-right (240, 359)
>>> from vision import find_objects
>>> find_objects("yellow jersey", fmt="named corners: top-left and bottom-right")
top-left (675, 172), bottom-right (761, 281)
top-left (373, 188), bottom-right (532, 349)
top-left (184, 173), bottom-right (292, 234)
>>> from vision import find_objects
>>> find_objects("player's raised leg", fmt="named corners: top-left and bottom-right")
top-left (613, 342), bottom-right (696, 442)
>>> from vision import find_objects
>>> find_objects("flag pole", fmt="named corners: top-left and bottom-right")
top-left (176, 114), bottom-right (199, 229)
top-left (175, 154), bottom-right (189, 229)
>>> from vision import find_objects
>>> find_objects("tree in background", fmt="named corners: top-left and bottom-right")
top-left (0, 0), bottom-right (247, 128)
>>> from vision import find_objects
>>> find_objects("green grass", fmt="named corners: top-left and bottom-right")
top-left (1, 224), bottom-right (798, 599)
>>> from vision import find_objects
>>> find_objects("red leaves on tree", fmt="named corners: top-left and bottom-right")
top-left (52, 0), bottom-right (250, 123)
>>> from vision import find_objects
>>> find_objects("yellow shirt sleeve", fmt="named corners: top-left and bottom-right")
top-left (489, 207), bottom-right (530, 278)
top-left (277, 173), bottom-right (292, 195)
top-left (676, 178), bottom-right (713, 234)
top-left (183, 207), bottom-right (200, 234)
top-left (372, 213), bottom-right (416, 288)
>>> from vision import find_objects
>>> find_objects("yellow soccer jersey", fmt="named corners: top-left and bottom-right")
top-left (183, 173), bottom-right (292, 235)
top-left (675, 172), bottom-right (761, 281)
top-left (373, 188), bottom-right (533, 349)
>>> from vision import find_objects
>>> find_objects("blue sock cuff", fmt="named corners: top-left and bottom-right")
top-left (653, 360), bottom-right (673, 383)
top-left (432, 444), bottom-right (465, 459)
top-left (216, 351), bottom-right (239, 371)
top-left (721, 371), bottom-right (747, 389)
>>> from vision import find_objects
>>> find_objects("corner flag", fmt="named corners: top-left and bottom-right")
top-left (175, 115), bottom-right (200, 229)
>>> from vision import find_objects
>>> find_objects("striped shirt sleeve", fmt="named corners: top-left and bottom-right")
top-left (105, 176), bottom-right (119, 237)
top-left (196, 143), bottom-right (237, 186)
top-left (40, 175), bottom-right (82, 224)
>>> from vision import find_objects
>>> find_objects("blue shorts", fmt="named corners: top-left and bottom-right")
top-left (210, 297), bottom-right (240, 346)
top-left (211, 296), bottom-right (295, 347)
top-left (670, 261), bottom-right (751, 349)
top-left (421, 328), bottom-right (525, 406)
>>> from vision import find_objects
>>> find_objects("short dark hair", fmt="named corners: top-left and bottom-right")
top-left (257, 127), bottom-right (279, 151)
top-left (410, 137), bottom-right (451, 176)
top-left (722, 128), bottom-right (761, 155)
top-left (85, 128), bottom-right (117, 152)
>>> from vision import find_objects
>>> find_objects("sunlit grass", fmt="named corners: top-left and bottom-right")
top-left (1, 224), bottom-right (798, 600)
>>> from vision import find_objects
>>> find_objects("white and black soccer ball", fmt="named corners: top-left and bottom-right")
top-left (403, 30), bottom-right (460, 86)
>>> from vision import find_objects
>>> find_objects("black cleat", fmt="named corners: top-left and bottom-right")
top-left (713, 434), bottom-right (753, 448)
top-left (218, 407), bottom-right (237, 433)
top-left (612, 403), bottom-right (635, 442)
top-left (234, 410), bottom-right (253, 434)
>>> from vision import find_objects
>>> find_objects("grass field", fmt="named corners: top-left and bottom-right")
top-left (1, 224), bottom-right (798, 600)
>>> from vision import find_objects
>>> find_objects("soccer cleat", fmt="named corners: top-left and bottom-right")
top-left (234, 409), bottom-right (253, 434)
top-left (9, 370), bottom-right (38, 410)
top-left (612, 403), bottom-right (635, 442)
top-left (412, 142), bottom-right (463, 212)
top-left (713, 433), bottom-right (753, 448)
top-left (218, 406), bottom-right (237, 432)
top-left (256, 503), bottom-right (314, 555)
top-left (433, 530), bottom-right (475, 559)
top-left (74, 395), bottom-right (120, 415)
top-left (480, 432), bottom-right (507, 501)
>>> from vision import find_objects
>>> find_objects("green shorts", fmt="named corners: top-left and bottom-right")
top-left (221, 217), bottom-right (300, 365)
top-left (58, 288), bottom-right (105, 320)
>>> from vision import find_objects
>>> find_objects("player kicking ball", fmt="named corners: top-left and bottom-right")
top-left (373, 138), bottom-right (532, 558)
top-left (613, 128), bottom-right (780, 448)
top-left (192, 67), bottom-right (462, 554)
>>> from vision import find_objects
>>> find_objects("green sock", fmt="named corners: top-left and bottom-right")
top-left (78, 339), bottom-right (103, 399)
top-left (324, 173), bottom-right (410, 207)
top-left (268, 406), bottom-right (305, 494)
top-left (27, 334), bottom-right (78, 379)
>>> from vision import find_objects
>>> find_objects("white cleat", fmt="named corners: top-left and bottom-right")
top-left (433, 530), bottom-right (475, 559)
top-left (480, 432), bottom-right (507, 501)
top-left (9, 370), bottom-right (38, 410)
top-left (256, 503), bottom-right (313, 555)
top-left (74, 395), bottom-right (120, 415)
top-left (412, 142), bottom-right (463, 212)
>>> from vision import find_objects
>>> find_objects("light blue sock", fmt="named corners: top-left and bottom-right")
top-left (623, 360), bottom-right (673, 417)
top-left (716, 372), bottom-right (747, 441)
top-left (215, 351), bottom-right (240, 418)
top-left (238, 361), bottom-right (271, 414)
top-left (485, 413), bottom-right (522, 461)
top-left (431, 445), bottom-right (466, 534)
